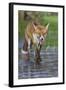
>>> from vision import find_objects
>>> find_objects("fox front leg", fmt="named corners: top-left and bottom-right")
top-left (35, 48), bottom-right (41, 64)
top-left (27, 39), bottom-right (31, 52)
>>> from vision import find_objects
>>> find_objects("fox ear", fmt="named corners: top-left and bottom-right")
top-left (32, 23), bottom-right (37, 30)
top-left (45, 23), bottom-right (49, 30)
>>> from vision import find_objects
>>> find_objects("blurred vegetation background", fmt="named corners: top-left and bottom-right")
top-left (18, 11), bottom-right (58, 47)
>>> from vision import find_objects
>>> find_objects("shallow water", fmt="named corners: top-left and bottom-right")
top-left (18, 40), bottom-right (58, 79)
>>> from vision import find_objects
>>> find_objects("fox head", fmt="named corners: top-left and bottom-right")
top-left (32, 23), bottom-right (49, 46)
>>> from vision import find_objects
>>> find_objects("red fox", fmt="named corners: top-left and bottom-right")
top-left (22, 22), bottom-right (49, 64)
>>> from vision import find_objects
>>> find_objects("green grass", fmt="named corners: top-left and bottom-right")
top-left (18, 14), bottom-right (58, 47)
top-left (18, 19), bottom-right (27, 38)
top-left (42, 15), bottom-right (58, 47)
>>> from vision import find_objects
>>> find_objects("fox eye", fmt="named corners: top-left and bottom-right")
top-left (43, 34), bottom-right (47, 38)
top-left (37, 35), bottom-right (40, 39)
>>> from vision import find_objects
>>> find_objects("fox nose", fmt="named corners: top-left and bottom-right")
top-left (41, 38), bottom-right (43, 41)
top-left (40, 37), bottom-right (43, 41)
top-left (40, 36), bottom-right (44, 42)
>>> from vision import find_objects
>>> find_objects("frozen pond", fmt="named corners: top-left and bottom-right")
top-left (18, 40), bottom-right (58, 79)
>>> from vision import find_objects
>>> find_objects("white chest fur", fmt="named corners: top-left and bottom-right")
top-left (33, 33), bottom-right (39, 44)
